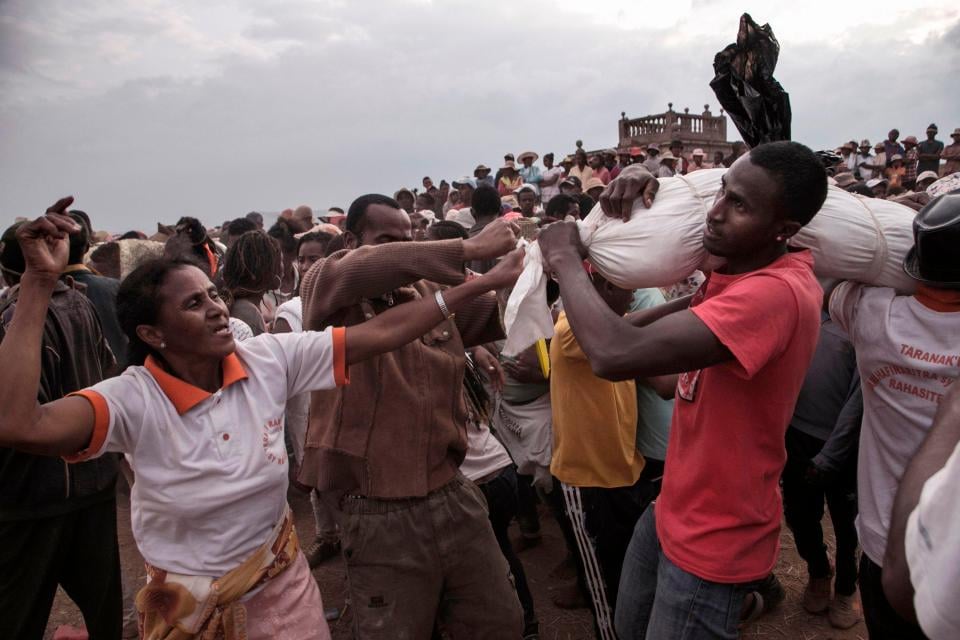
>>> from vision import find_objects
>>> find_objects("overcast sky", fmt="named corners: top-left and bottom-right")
top-left (1, 0), bottom-right (958, 232)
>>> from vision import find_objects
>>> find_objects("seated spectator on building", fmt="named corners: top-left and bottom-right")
top-left (474, 164), bottom-right (495, 189)
top-left (917, 124), bottom-right (943, 176)
top-left (687, 148), bottom-right (709, 172)
top-left (657, 151), bottom-right (678, 178)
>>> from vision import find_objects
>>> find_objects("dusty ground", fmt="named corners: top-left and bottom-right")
top-left (46, 484), bottom-right (867, 640)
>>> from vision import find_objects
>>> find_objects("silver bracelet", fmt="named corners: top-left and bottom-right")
top-left (435, 290), bottom-right (452, 319)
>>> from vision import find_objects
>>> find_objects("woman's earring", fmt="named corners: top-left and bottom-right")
top-left (160, 341), bottom-right (166, 349)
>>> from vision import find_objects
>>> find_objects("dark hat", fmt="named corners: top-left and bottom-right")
top-left (903, 192), bottom-right (960, 289)
top-left (927, 123), bottom-right (938, 131)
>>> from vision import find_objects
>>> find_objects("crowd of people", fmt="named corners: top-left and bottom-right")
top-left (0, 124), bottom-right (958, 640)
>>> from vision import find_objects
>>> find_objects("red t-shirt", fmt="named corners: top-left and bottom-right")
top-left (656, 250), bottom-right (822, 583)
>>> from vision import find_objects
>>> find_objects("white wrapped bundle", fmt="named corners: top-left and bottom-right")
top-left (503, 168), bottom-right (917, 356)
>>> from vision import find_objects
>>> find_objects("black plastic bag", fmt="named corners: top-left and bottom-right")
top-left (709, 13), bottom-right (792, 146)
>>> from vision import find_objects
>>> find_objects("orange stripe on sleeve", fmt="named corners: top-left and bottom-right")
top-left (332, 327), bottom-right (350, 386)
top-left (62, 390), bottom-right (110, 463)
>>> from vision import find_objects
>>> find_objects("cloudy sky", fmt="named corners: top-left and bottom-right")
top-left (1, 0), bottom-right (958, 232)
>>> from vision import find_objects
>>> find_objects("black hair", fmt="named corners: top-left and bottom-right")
top-left (346, 194), bottom-right (401, 235)
top-left (323, 234), bottom-right (347, 256)
top-left (0, 222), bottom-right (26, 280)
top-left (169, 216), bottom-right (222, 271)
top-left (328, 207), bottom-right (344, 214)
top-left (748, 141), bottom-right (828, 226)
top-left (222, 230), bottom-right (281, 301)
top-left (472, 185), bottom-right (501, 218)
top-left (117, 230), bottom-right (146, 240)
top-left (546, 194), bottom-right (578, 219)
top-left (297, 231), bottom-right (335, 255)
top-left (267, 219), bottom-right (298, 256)
top-left (417, 192), bottom-right (436, 207)
top-left (69, 210), bottom-right (92, 234)
top-left (846, 183), bottom-right (874, 197)
top-left (226, 217), bottom-right (257, 237)
top-left (578, 194), bottom-right (595, 220)
top-left (427, 220), bottom-right (469, 241)
top-left (117, 258), bottom-right (201, 366)
top-left (245, 211), bottom-right (264, 224)
top-left (67, 211), bottom-right (92, 265)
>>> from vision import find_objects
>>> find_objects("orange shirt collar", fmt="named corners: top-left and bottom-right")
top-left (914, 284), bottom-right (960, 312)
top-left (145, 352), bottom-right (249, 415)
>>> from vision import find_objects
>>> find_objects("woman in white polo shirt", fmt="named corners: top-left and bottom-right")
top-left (0, 198), bottom-right (522, 640)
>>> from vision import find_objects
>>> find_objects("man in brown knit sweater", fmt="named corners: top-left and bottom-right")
top-left (299, 194), bottom-right (526, 638)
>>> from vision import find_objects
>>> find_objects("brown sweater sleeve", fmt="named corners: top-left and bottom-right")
top-left (302, 239), bottom-right (467, 330)
top-left (453, 291), bottom-right (504, 348)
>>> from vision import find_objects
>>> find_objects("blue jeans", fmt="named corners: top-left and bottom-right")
top-left (615, 505), bottom-right (761, 639)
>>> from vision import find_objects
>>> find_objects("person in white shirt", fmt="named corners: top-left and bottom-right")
top-left (883, 380), bottom-right (960, 640)
top-left (0, 197), bottom-right (524, 640)
top-left (828, 192), bottom-right (960, 640)
top-left (540, 153), bottom-right (565, 204)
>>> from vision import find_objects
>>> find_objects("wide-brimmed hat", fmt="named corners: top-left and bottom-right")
top-left (860, 139), bottom-right (871, 148)
top-left (951, 128), bottom-right (960, 138)
top-left (560, 176), bottom-right (582, 189)
top-left (866, 178), bottom-right (888, 188)
top-left (583, 177), bottom-right (606, 192)
top-left (474, 164), bottom-right (491, 174)
top-left (890, 154), bottom-right (904, 163)
top-left (835, 173), bottom-right (858, 188)
top-left (874, 142), bottom-right (885, 151)
top-left (692, 148), bottom-right (705, 157)
top-left (452, 176), bottom-right (477, 189)
top-left (513, 182), bottom-right (539, 195)
top-left (646, 143), bottom-right (660, 152)
top-left (916, 170), bottom-right (940, 184)
top-left (903, 136), bottom-right (919, 146)
top-left (903, 192), bottom-right (960, 288)
top-left (659, 151), bottom-right (677, 162)
top-left (501, 160), bottom-right (517, 171)
top-left (517, 151), bottom-right (538, 163)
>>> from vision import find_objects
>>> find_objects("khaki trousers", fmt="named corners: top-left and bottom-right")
top-left (341, 473), bottom-right (524, 639)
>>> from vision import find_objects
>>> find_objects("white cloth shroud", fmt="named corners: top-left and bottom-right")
top-left (503, 168), bottom-right (917, 356)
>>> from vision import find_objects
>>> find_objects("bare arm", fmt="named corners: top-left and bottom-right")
top-left (882, 381), bottom-right (960, 622)
top-left (548, 249), bottom-right (732, 380)
top-left (625, 295), bottom-right (692, 327)
top-left (302, 218), bottom-right (518, 329)
top-left (344, 250), bottom-right (523, 365)
top-left (641, 375), bottom-right (680, 399)
top-left (0, 202), bottom-right (97, 456)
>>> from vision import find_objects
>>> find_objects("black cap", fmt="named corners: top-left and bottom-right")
top-left (903, 192), bottom-right (960, 289)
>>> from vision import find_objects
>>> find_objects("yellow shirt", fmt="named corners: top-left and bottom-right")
top-left (549, 312), bottom-right (643, 488)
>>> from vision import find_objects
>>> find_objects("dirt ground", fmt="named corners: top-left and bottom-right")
top-left (46, 484), bottom-right (867, 640)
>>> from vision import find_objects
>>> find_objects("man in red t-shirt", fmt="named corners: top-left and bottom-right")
top-left (538, 141), bottom-right (827, 639)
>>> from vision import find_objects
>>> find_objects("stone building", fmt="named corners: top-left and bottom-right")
top-left (617, 103), bottom-right (737, 160)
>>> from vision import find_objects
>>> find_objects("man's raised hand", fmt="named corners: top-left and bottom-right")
top-left (15, 196), bottom-right (79, 280)
top-left (462, 217), bottom-right (520, 261)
